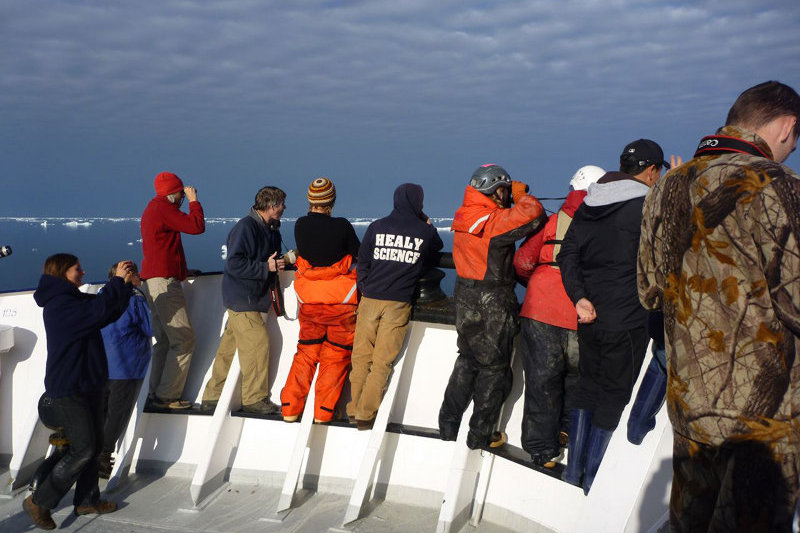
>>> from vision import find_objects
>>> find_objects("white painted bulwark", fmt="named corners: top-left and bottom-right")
top-left (0, 272), bottom-right (673, 532)
top-left (0, 324), bottom-right (14, 353)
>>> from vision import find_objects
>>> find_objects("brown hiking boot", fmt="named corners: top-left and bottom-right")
top-left (149, 396), bottom-right (192, 410)
top-left (75, 500), bottom-right (117, 515)
top-left (241, 398), bottom-right (280, 415)
top-left (23, 495), bottom-right (56, 530)
top-left (531, 453), bottom-right (558, 469)
top-left (356, 419), bottom-right (374, 431)
top-left (199, 399), bottom-right (218, 412)
top-left (489, 431), bottom-right (507, 449)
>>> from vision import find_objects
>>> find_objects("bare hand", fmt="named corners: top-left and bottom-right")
top-left (115, 260), bottom-right (135, 283)
top-left (184, 186), bottom-right (198, 202)
top-left (576, 297), bottom-right (597, 324)
top-left (267, 252), bottom-right (286, 272)
top-left (669, 155), bottom-right (683, 169)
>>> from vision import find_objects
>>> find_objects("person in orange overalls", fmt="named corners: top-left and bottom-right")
top-left (280, 177), bottom-right (360, 423)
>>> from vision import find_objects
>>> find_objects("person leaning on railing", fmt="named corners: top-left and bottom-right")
top-left (280, 177), bottom-right (361, 424)
top-left (438, 163), bottom-right (546, 450)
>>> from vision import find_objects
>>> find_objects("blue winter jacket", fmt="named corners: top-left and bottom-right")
top-left (33, 274), bottom-right (132, 397)
top-left (222, 208), bottom-right (282, 312)
top-left (101, 287), bottom-right (152, 380)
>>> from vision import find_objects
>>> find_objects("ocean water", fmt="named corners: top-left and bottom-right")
top-left (0, 217), bottom-right (456, 293)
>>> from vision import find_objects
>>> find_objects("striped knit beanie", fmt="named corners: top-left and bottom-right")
top-left (307, 177), bottom-right (336, 207)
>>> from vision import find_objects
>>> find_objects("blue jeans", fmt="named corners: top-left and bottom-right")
top-left (34, 391), bottom-right (104, 509)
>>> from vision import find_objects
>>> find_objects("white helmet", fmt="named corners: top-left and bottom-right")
top-left (569, 165), bottom-right (605, 191)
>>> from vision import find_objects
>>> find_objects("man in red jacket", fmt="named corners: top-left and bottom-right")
top-left (513, 165), bottom-right (604, 468)
top-left (439, 164), bottom-right (545, 450)
top-left (140, 172), bottom-right (205, 409)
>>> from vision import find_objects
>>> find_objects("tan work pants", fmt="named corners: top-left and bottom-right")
top-left (143, 277), bottom-right (196, 400)
top-left (203, 310), bottom-right (271, 406)
top-left (347, 297), bottom-right (411, 421)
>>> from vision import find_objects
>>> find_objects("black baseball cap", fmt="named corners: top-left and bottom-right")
top-left (620, 139), bottom-right (670, 170)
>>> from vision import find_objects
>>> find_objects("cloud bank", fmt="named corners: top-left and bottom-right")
top-left (1, 0), bottom-right (798, 216)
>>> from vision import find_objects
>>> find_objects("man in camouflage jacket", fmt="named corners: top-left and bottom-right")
top-left (638, 81), bottom-right (800, 532)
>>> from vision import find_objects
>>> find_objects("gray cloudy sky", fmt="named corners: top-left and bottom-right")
top-left (2, 0), bottom-right (799, 217)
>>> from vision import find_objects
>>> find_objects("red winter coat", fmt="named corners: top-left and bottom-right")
top-left (451, 186), bottom-right (544, 283)
top-left (514, 189), bottom-right (585, 330)
top-left (140, 197), bottom-right (205, 281)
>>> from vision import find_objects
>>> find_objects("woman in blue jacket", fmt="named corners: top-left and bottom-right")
top-left (99, 261), bottom-right (152, 478)
top-left (24, 254), bottom-right (134, 530)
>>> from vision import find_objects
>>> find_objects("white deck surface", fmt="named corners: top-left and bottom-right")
top-left (0, 468), bottom-right (518, 533)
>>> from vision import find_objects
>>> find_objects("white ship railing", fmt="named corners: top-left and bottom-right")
top-left (0, 272), bottom-right (672, 532)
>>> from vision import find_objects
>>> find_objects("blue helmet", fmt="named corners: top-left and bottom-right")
top-left (469, 164), bottom-right (511, 195)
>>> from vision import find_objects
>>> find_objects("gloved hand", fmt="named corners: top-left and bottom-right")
top-left (511, 181), bottom-right (529, 205)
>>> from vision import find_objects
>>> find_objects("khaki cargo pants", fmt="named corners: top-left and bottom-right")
top-left (347, 297), bottom-right (411, 422)
top-left (143, 277), bottom-right (196, 401)
top-left (202, 310), bottom-right (271, 406)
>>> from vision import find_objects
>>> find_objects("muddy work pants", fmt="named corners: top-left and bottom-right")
top-left (281, 303), bottom-right (356, 422)
top-left (519, 318), bottom-right (579, 457)
top-left (439, 278), bottom-right (518, 449)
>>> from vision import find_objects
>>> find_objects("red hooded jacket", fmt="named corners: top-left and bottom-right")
top-left (514, 189), bottom-right (586, 329)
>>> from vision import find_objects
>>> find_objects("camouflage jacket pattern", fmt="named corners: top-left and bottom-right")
top-left (638, 126), bottom-right (800, 451)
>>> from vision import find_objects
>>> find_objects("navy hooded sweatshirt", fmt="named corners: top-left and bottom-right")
top-left (33, 274), bottom-right (132, 397)
top-left (357, 183), bottom-right (444, 302)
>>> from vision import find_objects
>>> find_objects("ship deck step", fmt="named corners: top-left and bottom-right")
top-left (0, 467), bottom-right (522, 533)
top-left (143, 406), bottom-right (569, 484)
